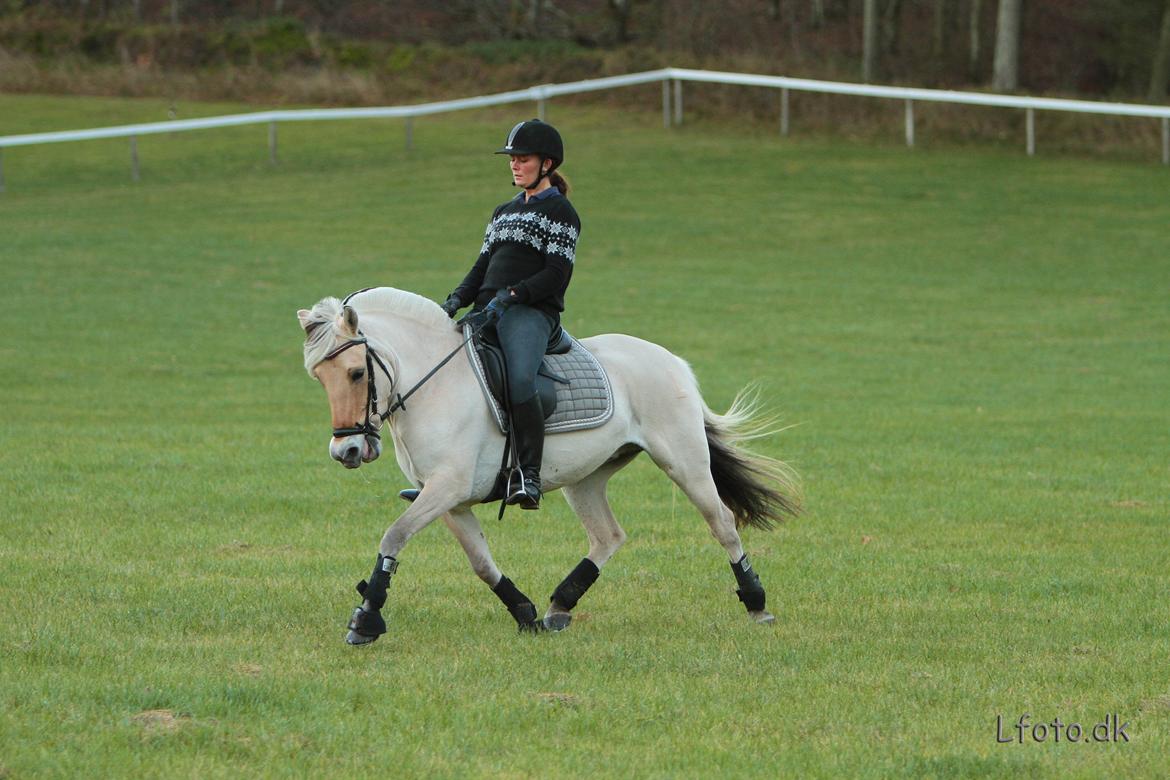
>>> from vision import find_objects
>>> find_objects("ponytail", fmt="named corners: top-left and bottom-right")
top-left (549, 170), bottom-right (571, 197)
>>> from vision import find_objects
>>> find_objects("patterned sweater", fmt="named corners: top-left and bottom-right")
top-left (452, 188), bottom-right (581, 318)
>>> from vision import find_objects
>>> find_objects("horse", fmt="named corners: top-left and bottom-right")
top-left (297, 287), bottom-right (801, 645)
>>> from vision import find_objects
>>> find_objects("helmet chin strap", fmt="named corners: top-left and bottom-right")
top-left (515, 155), bottom-right (552, 191)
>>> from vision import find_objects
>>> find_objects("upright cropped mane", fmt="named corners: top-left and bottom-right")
top-left (344, 287), bottom-right (451, 331)
top-left (302, 287), bottom-right (443, 375)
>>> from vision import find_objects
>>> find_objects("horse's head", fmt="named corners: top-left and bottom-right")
top-left (298, 300), bottom-right (385, 469)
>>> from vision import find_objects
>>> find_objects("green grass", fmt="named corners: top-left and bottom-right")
top-left (2, 93), bottom-right (1169, 778)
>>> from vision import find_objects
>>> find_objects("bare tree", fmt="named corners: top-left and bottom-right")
top-left (991, 0), bottom-right (1022, 91)
top-left (687, 0), bottom-right (714, 54)
top-left (1150, 0), bottom-right (1170, 101)
top-left (933, 0), bottom-right (947, 59)
top-left (462, 1), bottom-right (511, 39)
top-left (811, 0), bottom-right (825, 28)
top-left (609, 0), bottom-right (634, 42)
top-left (772, 0), bottom-right (800, 56)
top-left (881, 0), bottom-right (903, 56)
top-left (863, 0), bottom-right (878, 81)
top-left (527, 0), bottom-right (544, 33)
top-left (969, 0), bottom-right (983, 79)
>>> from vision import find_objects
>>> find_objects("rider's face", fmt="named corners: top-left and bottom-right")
top-left (509, 154), bottom-right (547, 189)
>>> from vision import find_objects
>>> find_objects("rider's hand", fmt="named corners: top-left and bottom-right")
top-left (439, 294), bottom-right (462, 319)
top-left (483, 288), bottom-right (514, 321)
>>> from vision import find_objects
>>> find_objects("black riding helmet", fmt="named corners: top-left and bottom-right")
top-left (495, 119), bottom-right (563, 189)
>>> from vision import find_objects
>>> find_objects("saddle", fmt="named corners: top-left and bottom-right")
top-left (473, 326), bottom-right (573, 423)
top-left (463, 324), bottom-right (614, 436)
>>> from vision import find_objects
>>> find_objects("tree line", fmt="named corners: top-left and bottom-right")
top-left (6, 0), bottom-right (1170, 101)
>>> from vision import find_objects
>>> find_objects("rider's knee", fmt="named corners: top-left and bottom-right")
top-left (509, 385), bottom-right (539, 406)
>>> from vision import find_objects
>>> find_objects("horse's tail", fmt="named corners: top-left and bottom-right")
top-left (703, 387), bottom-right (802, 531)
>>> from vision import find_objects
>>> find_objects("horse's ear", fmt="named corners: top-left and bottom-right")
top-left (341, 305), bottom-right (359, 336)
top-left (297, 309), bottom-right (315, 333)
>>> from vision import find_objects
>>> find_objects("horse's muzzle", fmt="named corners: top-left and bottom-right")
top-left (330, 434), bottom-right (382, 468)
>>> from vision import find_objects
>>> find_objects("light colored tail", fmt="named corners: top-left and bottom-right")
top-left (703, 387), bottom-right (802, 530)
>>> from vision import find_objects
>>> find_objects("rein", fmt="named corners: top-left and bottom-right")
top-left (324, 323), bottom-right (483, 441)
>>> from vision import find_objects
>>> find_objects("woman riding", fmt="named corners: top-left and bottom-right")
top-left (438, 119), bottom-right (581, 510)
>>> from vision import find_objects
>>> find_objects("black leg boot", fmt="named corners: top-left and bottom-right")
top-left (506, 395), bottom-right (545, 510)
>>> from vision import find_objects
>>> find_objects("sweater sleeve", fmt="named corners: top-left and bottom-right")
top-left (451, 212), bottom-right (498, 306)
top-left (510, 201), bottom-right (581, 305)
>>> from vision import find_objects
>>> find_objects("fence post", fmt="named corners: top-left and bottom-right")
top-left (662, 80), bottom-right (671, 129)
top-left (1026, 108), bottom-right (1035, 157)
top-left (904, 99), bottom-right (915, 148)
top-left (0, 149), bottom-right (5, 193)
top-left (780, 88), bottom-right (790, 136)
top-left (405, 118), bottom-right (413, 151)
top-left (1163, 117), bottom-right (1169, 165)
top-left (268, 121), bottom-right (278, 165)
top-left (673, 79), bottom-right (683, 125)
top-left (130, 136), bottom-right (140, 182)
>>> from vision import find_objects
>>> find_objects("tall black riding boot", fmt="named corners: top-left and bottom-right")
top-left (506, 395), bottom-right (545, 510)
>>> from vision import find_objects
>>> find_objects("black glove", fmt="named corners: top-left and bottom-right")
top-left (439, 294), bottom-right (462, 319)
top-left (482, 288), bottom-right (514, 321)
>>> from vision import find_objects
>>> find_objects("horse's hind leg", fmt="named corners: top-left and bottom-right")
top-left (551, 460), bottom-right (631, 631)
top-left (444, 507), bottom-right (542, 632)
top-left (644, 430), bottom-right (775, 625)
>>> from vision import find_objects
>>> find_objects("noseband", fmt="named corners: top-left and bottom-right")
top-left (322, 335), bottom-right (399, 441)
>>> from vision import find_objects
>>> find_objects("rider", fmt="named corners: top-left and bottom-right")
top-left (438, 119), bottom-right (581, 510)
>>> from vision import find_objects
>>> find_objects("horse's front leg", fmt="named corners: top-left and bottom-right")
top-left (444, 507), bottom-right (542, 633)
top-left (345, 480), bottom-right (461, 646)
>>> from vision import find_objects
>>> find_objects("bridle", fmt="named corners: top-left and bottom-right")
top-left (320, 334), bottom-right (399, 441)
top-left (315, 317), bottom-right (489, 443)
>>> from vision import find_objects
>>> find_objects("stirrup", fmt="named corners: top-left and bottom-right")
top-left (505, 469), bottom-right (541, 510)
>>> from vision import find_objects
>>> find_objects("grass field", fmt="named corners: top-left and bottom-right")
top-left (2, 93), bottom-right (1169, 778)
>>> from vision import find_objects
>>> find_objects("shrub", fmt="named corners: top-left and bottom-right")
top-left (212, 26), bottom-right (252, 67)
top-left (467, 39), bottom-right (586, 66)
top-left (78, 25), bottom-right (121, 62)
top-left (251, 16), bottom-right (316, 68)
top-left (384, 44), bottom-right (415, 73)
top-left (333, 40), bottom-right (375, 69)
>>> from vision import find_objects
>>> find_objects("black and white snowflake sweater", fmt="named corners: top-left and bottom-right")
top-left (452, 187), bottom-right (581, 318)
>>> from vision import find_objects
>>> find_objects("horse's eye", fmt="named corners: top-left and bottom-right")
top-left (350, 368), bottom-right (365, 383)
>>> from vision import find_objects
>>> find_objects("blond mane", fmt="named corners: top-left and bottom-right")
top-left (301, 287), bottom-right (443, 374)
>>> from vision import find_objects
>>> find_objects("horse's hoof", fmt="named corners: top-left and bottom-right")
top-left (543, 610), bottom-right (572, 632)
top-left (749, 609), bottom-right (776, 625)
top-left (518, 620), bottom-right (545, 634)
top-left (346, 606), bottom-right (386, 643)
top-left (346, 629), bottom-right (379, 645)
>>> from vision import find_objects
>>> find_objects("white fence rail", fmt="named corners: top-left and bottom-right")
top-left (2, 67), bottom-right (1169, 190)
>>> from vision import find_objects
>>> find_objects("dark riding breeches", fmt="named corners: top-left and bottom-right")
top-left (492, 304), bottom-right (556, 405)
